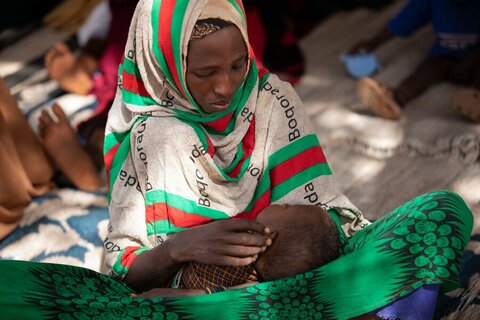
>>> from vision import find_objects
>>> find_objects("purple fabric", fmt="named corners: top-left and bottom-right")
top-left (374, 284), bottom-right (440, 320)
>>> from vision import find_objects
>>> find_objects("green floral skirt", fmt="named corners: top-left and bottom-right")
top-left (0, 190), bottom-right (473, 319)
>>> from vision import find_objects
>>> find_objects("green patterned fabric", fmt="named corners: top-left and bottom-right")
top-left (0, 191), bottom-right (472, 319)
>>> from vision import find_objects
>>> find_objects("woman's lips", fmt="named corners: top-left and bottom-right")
top-left (212, 101), bottom-right (231, 109)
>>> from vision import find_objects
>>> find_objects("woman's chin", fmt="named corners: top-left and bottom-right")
top-left (202, 103), bottom-right (230, 113)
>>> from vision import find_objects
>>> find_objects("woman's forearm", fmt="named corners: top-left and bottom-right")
top-left (123, 237), bottom-right (183, 292)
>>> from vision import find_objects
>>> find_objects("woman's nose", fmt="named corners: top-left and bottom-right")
top-left (213, 73), bottom-right (234, 99)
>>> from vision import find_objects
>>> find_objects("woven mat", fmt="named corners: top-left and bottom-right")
top-left (296, 1), bottom-right (479, 317)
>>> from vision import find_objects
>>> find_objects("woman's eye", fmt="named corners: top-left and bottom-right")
top-left (195, 71), bottom-right (214, 78)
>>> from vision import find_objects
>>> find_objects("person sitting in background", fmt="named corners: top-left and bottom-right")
top-left (41, 0), bottom-right (138, 190)
top-left (349, 0), bottom-right (480, 122)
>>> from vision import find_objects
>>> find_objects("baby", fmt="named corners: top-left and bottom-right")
top-left (136, 204), bottom-right (342, 297)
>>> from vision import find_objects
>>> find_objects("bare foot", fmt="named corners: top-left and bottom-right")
top-left (452, 87), bottom-right (480, 123)
top-left (357, 77), bottom-right (403, 120)
top-left (44, 42), bottom-right (93, 95)
top-left (38, 103), bottom-right (101, 191)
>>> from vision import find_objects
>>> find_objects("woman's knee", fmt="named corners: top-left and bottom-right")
top-left (407, 190), bottom-right (473, 243)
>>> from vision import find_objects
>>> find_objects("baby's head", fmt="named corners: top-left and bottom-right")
top-left (253, 204), bottom-right (341, 282)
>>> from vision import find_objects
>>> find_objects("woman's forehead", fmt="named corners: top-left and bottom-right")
top-left (187, 25), bottom-right (247, 67)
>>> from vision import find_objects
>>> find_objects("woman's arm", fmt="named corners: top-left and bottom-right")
top-left (124, 219), bottom-right (274, 292)
top-left (108, 119), bottom-right (274, 292)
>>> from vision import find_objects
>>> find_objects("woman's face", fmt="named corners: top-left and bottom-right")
top-left (186, 25), bottom-right (248, 113)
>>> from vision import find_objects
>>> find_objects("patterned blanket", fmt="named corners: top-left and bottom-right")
top-left (0, 189), bottom-right (109, 272)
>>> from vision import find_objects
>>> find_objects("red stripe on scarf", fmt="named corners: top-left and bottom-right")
top-left (146, 203), bottom-right (214, 228)
top-left (158, 0), bottom-right (185, 96)
top-left (205, 135), bottom-right (215, 158)
top-left (104, 144), bottom-right (121, 172)
top-left (229, 118), bottom-right (255, 178)
top-left (122, 71), bottom-right (151, 97)
top-left (203, 111), bottom-right (234, 132)
top-left (235, 0), bottom-right (246, 16)
top-left (270, 146), bottom-right (327, 187)
top-left (258, 66), bottom-right (269, 79)
top-left (235, 189), bottom-right (271, 220)
top-left (104, 143), bottom-right (121, 187)
top-left (120, 246), bottom-right (141, 268)
top-left (248, 46), bottom-right (270, 78)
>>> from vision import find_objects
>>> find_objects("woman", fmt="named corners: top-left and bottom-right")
top-left (40, 0), bottom-right (139, 191)
top-left (0, 0), bottom-right (473, 319)
top-left (103, 0), bottom-right (472, 317)
top-left (103, 0), bottom-right (367, 292)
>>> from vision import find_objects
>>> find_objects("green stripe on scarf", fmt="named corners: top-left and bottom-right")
top-left (147, 220), bottom-right (186, 236)
top-left (121, 59), bottom-right (158, 106)
top-left (242, 174), bottom-right (270, 213)
top-left (107, 132), bottom-right (132, 203)
top-left (146, 190), bottom-right (230, 219)
top-left (215, 156), bottom-right (252, 182)
top-left (122, 57), bottom-right (141, 77)
top-left (171, 0), bottom-right (190, 96)
top-left (113, 247), bottom-right (150, 278)
top-left (224, 143), bottom-right (245, 173)
top-left (151, 0), bottom-right (176, 91)
top-left (123, 90), bottom-right (159, 107)
top-left (104, 131), bottom-right (130, 156)
top-left (242, 135), bottom-right (330, 211)
top-left (269, 134), bottom-right (324, 167)
top-left (180, 119), bottom-right (253, 182)
top-left (107, 117), bottom-right (146, 202)
top-left (271, 163), bottom-right (332, 202)
top-left (227, 0), bottom-right (245, 23)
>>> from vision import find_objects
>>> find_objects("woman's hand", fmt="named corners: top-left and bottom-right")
top-left (124, 219), bottom-right (275, 292)
top-left (168, 219), bottom-right (275, 266)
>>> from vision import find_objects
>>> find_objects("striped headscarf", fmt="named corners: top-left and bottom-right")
top-left (104, 0), bottom-right (367, 280)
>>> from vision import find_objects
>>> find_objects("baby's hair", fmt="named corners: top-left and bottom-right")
top-left (256, 208), bottom-right (341, 282)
